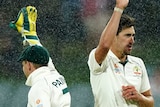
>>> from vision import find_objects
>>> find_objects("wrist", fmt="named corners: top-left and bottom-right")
top-left (114, 7), bottom-right (123, 14)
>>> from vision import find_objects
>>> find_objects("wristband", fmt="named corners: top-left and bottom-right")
top-left (114, 7), bottom-right (123, 14)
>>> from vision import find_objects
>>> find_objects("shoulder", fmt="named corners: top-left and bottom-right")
top-left (28, 80), bottom-right (50, 98)
top-left (88, 48), bottom-right (97, 65)
top-left (128, 55), bottom-right (145, 66)
top-left (128, 55), bottom-right (143, 62)
top-left (88, 48), bottom-right (96, 57)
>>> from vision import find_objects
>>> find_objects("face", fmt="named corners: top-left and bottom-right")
top-left (22, 61), bottom-right (31, 78)
top-left (115, 26), bottom-right (135, 56)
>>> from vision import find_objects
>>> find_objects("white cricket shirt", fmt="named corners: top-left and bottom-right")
top-left (88, 49), bottom-right (151, 107)
top-left (25, 66), bottom-right (71, 107)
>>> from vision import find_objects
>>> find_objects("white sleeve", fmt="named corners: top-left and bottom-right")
top-left (48, 57), bottom-right (57, 71)
top-left (87, 49), bottom-right (108, 75)
top-left (139, 59), bottom-right (151, 93)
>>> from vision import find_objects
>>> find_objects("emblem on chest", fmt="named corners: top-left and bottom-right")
top-left (133, 66), bottom-right (142, 75)
top-left (114, 63), bottom-right (121, 74)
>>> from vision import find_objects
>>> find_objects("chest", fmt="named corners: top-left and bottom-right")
top-left (106, 62), bottom-right (143, 90)
top-left (113, 63), bottom-right (142, 77)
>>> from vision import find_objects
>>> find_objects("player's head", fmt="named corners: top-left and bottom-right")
top-left (111, 14), bottom-right (135, 56)
top-left (117, 14), bottom-right (135, 35)
top-left (18, 45), bottom-right (49, 66)
top-left (18, 45), bottom-right (49, 77)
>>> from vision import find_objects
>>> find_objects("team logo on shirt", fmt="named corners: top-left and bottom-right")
top-left (36, 99), bottom-right (41, 104)
top-left (133, 66), bottom-right (141, 75)
top-left (114, 63), bottom-right (121, 74)
top-left (36, 99), bottom-right (43, 107)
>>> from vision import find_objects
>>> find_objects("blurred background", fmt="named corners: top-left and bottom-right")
top-left (0, 0), bottom-right (160, 107)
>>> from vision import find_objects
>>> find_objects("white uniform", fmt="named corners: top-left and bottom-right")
top-left (88, 49), bottom-right (151, 107)
top-left (25, 61), bottom-right (71, 107)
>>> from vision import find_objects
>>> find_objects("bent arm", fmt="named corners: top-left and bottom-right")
top-left (95, 11), bottom-right (122, 64)
top-left (138, 90), bottom-right (154, 107)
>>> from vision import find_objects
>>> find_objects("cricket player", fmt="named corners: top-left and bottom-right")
top-left (9, 6), bottom-right (71, 107)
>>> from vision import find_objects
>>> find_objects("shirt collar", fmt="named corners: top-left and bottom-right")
top-left (108, 50), bottom-right (129, 66)
top-left (25, 66), bottom-right (50, 86)
top-left (108, 50), bottom-right (121, 63)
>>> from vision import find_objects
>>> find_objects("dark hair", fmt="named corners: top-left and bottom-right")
top-left (117, 14), bottom-right (135, 35)
top-left (24, 60), bottom-right (47, 69)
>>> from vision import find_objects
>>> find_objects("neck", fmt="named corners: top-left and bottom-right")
top-left (111, 49), bottom-right (127, 62)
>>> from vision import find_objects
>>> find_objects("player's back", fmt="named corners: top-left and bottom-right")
top-left (45, 70), bottom-right (71, 107)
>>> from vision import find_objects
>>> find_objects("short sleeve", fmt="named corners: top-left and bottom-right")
top-left (87, 49), bottom-right (108, 75)
top-left (48, 58), bottom-right (56, 71)
top-left (139, 59), bottom-right (151, 93)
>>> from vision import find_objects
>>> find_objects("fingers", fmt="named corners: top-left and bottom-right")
top-left (14, 9), bottom-right (24, 27)
top-left (122, 85), bottom-right (137, 100)
top-left (9, 5), bottom-right (41, 46)
top-left (9, 8), bottom-right (24, 33)
top-left (25, 6), bottom-right (37, 32)
top-left (27, 6), bottom-right (37, 22)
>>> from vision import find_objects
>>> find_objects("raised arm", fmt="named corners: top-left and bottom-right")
top-left (9, 6), bottom-right (56, 71)
top-left (95, 0), bottom-right (129, 64)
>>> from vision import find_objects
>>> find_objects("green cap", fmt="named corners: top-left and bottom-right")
top-left (18, 45), bottom-right (49, 65)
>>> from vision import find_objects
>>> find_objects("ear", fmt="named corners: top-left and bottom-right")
top-left (28, 62), bottom-right (36, 72)
top-left (26, 61), bottom-right (32, 71)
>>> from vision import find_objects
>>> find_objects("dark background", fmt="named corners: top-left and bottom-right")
top-left (0, 0), bottom-right (160, 107)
